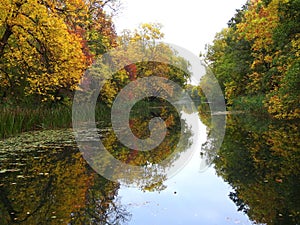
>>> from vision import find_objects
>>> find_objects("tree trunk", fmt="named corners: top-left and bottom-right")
top-left (0, 26), bottom-right (12, 56)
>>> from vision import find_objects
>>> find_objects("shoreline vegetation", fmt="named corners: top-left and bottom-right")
top-left (0, 102), bottom-right (113, 139)
top-left (201, 0), bottom-right (300, 120)
top-left (0, 98), bottom-right (291, 140)
top-left (0, 105), bottom-right (72, 139)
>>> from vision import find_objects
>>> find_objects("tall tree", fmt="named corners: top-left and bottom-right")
top-left (203, 0), bottom-right (300, 119)
top-left (0, 0), bottom-right (117, 103)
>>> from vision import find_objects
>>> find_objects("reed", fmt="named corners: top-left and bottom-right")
top-left (0, 106), bottom-right (72, 139)
top-left (0, 101), bottom-right (114, 139)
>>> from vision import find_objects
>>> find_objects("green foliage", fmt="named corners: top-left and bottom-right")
top-left (203, 0), bottom-right (300, 119)
top-left (213, 114), bottom-right (300, 224)
top-left (97, 23), bottom-right (191, 106)
top-left (230, 94), bottom-right (267, 114)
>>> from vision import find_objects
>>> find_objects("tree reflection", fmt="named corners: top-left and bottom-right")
top-left (0, 139), bottom-right (131, 225)
top-left (211, 114), bottom-right (300, 225)
top-left (70, 173), bottom-right (132, 225)
top-left (96, 97), bottom-right (192, 191)
top-left (0, 99), bottom-right (193, 224)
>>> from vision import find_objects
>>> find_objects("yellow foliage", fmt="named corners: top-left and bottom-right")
top-left (225, 81), bottom-right (238, 105)
top-left (237, 0), bottom-right (279, 51)
top-left (291, 34), bottom-right (300, 57)
top-left (0, 0), bottom-right (87, 101)
top-left (237, 0), bottom-right (279, 77)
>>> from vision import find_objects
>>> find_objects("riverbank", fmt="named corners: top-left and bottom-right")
top-left (0, 105), bottom-right (72, 139)
top-left (0, 103), bottom-right (111, 140)
top-left (0, 95), bottom-right (282, 140)
top-left (0, 98), bottom-right (174, 140)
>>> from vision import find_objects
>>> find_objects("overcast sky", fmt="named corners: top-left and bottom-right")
top-left (113, 0), bottom-right (247, 56)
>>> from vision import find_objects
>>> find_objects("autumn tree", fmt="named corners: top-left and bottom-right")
top-left (0, 0), bottom-right (85, 102)
top-left (203, 0), bottom-right (300, 119)
top-left (0, 0), bottom-right (117, 103)
top-left (97, 23), bottom-right (191, 106)
top-left (265, 0), bottom-right (300, 119)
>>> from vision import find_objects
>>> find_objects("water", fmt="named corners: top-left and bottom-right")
top-left (0, 112), bottom-right (299, 225)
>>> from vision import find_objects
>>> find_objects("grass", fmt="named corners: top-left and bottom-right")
top-left (0, 101), bottom-right (112, 139)
top-left (0, 105), bottom-right (72, 139)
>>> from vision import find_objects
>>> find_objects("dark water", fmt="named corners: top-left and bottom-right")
top-left (0, 113), bottom-right (299, 225)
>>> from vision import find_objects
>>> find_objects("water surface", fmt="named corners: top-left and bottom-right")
top-left (0, 113), bottom-right (299, 225)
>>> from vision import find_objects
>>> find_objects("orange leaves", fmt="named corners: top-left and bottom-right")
top-left (69, 26), bottom-right (94, 66)
top-left (124, 64), bottom-right (137, 81)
